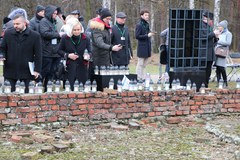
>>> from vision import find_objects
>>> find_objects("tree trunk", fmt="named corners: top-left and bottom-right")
top-left (150, 1), bottom-right (155, 52)
top-left (189, 0), bottom-right (195, 9)
top-left (214, 0), bottom-right (221, 27)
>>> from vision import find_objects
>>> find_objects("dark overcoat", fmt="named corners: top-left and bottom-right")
top-left (135, 18), bottom-right (151, 58)
top-left (111, 23), bottom-right (133, 66)
top-left (39, 5), bottom-right (60, 58)
top-left (0, 27), bottom-right (42, 79)
top-left (58, 33), bottom-right (91, 89)
top-left (201, 21), bottom-right (216, 62)
top-left (90, 18), bottom-right (112, 67)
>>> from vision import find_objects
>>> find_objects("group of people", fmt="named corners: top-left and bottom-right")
top-left (0, 5), bottom-right (138, 92)
top-left (160, 11), bottom-right (233, 88)
top-left (0, 5), bottom-right (233, 93)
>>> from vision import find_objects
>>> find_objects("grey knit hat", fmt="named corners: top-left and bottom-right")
top-left (218, 20), bottom-right (228, 28)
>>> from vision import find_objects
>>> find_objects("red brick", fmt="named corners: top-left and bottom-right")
top-left (2, 119), bottom-right (21, 125)
top-left (155, 112), bottom-right (162, 116)
top-left (41, 105), bottom-right (50, 111)
top-left (117, 113), bottom-right (132, 119)
top-left (78, 104), bottom-right (87, 109)
top-left (59, 94), bottom-right (68, 99)
top-left (195, 101), bottom-right (203, 105)
top-left (191, 110), bottom-right (198, 114)
top-left (188, 100), bottom-right (195, 105)
top-left (11, 135), bottom-right (22, 143)
top-left (85, 92), bottom-right (94, 98)
top-left (219, 99), bottom-right (229, 104)
top-left (159, 102), bottom-right (168, 106)
top-left (106, 98), bottom-right (122, 104)
top-left (148, 123), bottom-right (158, 128)
top-left (69, 105), bottom-right (78, 110)
top-left (59, 106), bottom-right (67, 111)
top-left (72, 110), bottom-right (87, 116)
top-left (102, 113), bottom-right (116, 119)
top-left (22, 118), bottom-right (37, 124)
top-left (20, 95), bottom-right (40, 101)
top-left (183, 110), bottom-right (190, 115)
top-left (103, 104), bottom-right (111, 109)
top-left (148, 112), bottom-right (155, 117)
top-left (36, 112), bottom-right (44, 118)
top-left (74, 99), bottom-right (89, 104)
top-left (224, 104), bottom-right (237, 108)
top-left (48, 116), bottom-right (58, 122)
top-left (39, 100), bottom-right (47, 105)
top-left (37, 117), bottom-right (46, 122)
top-left (193, 95), bottom-right (204, 100)
top-left (127, 91), bottom-right (135, 97)
top-left (190, 105), bottom-right (198, 110)
top-left (7, 113), bottom-right (17, 119)
top-left (51, 105), bottom-right (59, 110)
top-left (0, 95), bottom-right (8, 101)
top-left (8, 95), bottom-right (20, 101)
top-left (141, 106), bottom-right (151, 112)
top-left (40, 94), bottom-right (49, 99)
top-left (166, 117), bottom-right (182, 124)
top-left (90, 98), bottom-right (106, 104)
top-left (26, 113), bottom-right (36, 118)
top-left (198, 110), bottom-right (204, 114)
top-left (68, 93), bottom-right (76, 98)
top-left (77, 93), bottom-right (86, 98)
top-left (88, 109), bottom-right (94, 115)
top-left (0, 114), bottom-right (6, 120)
top-left (47, 100), bottom-right (56, 105)
top-left (87, 104), bottom-right (94, 109)
top-left (153, 107), bottom-right (167, 112)
top-left (8, 102), bottom-right (17, 107)
top-left (28, 101), bottom-right (39, 106)
top-left (176, 110), bottom-right (183, 115)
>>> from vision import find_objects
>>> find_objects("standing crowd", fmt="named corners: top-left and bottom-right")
top-left (0, 5), bottom-right (233, 93)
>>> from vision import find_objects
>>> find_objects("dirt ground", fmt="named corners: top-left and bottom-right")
top-left (0, 115), bottom-right (239, 160)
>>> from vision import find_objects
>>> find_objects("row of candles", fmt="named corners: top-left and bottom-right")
top-left (0, 77), bottom-right (240, 94)
top-left (94, 65), bottom-right (130, 75)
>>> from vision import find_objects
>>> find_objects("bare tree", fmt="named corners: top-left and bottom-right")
top-left (214, 0), bottom-right (221, 27)
top-left (189, 0), bottom-right (195, 9)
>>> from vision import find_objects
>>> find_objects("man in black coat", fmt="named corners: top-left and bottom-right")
top-left (201, 11), bottom-right (216, 88)
top-left (135, 9), bottom-right (155, 80)
top-left (29, 5), bottom-right (45, 33)
top-left (0, 14), bottom-right (42, 93)
top-left (39, 5), bottom-right (64, 92)
top-left (111, 12), bottom-right (133, 66)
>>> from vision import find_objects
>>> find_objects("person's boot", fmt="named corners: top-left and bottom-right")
top-left (223, 81), bottom-right (228, 88)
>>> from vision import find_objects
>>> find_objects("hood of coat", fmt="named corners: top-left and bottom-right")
top-left (89, 17), bottom-right (110, 31)
top-left (44, 5), bottom-right (57, 22)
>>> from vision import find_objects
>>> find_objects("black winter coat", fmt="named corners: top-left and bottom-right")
top-left (29, 15), bottom-right (42, 33)
top-left (58, 34), bottom-right (91, 89)
top-left (201, 22), bottom-right (216, 62)
top-left (90, 18), bottom-right (112, 67)
top-left (135, 18), bottom-right (151, 58)
top-left (0, 27), bottom-right (42, 79)
top-left (111, 23), bottom-right (132, 66)
top-left (39, 5), bottom-right (60, 57)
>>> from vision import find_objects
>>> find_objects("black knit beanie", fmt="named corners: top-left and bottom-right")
top-left (36, 5), bottom-right (45, 14)
top-left (100, 8), bottom-right (112, 19)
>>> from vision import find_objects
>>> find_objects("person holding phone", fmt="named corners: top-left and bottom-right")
top-left (111, 12), bottom-right (133, 66)
top-left (135, 9), bottom-right (155, 80)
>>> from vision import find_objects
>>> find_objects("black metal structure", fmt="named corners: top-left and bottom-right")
top-left (168, 9), bottom-right (210, 90)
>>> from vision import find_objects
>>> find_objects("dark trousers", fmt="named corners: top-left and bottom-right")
top-left (205, 61), bottom-right (213, 88)
top-left (8, 79), bottom-right (30, 93)
top-left (216, 66), bottom-right (227, 82)
top-left (41, 57), bottom-right (60, 92)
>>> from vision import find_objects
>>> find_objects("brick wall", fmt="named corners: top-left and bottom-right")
top-left (0, 89), bottom-right (240, 127)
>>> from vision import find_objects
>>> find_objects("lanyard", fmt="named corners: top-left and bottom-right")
top-left (115, 24), bottom-right (125, 37)
top-left (70, 35), bottom-right (81, 46)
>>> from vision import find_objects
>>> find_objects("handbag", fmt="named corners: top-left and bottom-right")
top-left (215, 46), bottom-right (228, 58)
top-left (55, 59), bottom-right (68, 80)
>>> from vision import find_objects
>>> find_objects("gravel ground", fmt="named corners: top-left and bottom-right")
top-left (0, 115), bottom-right (239, 160)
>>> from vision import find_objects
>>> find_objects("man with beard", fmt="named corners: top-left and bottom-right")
top-left (0, 14), bottom-right (42, 93)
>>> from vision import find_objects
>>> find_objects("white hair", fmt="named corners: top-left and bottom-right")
top-left (59, 17), bottom-right (84, 37)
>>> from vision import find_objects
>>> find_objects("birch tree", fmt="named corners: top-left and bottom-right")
top-left (214, 0), bottom-right (221, 27)
top-left (189, 0), bottom-right (195, 9)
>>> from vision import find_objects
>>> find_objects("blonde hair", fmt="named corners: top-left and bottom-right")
top-left (60, 17), bottom-right (84, 37)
